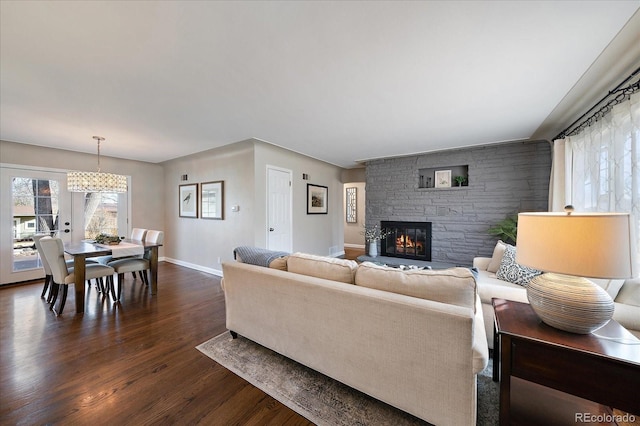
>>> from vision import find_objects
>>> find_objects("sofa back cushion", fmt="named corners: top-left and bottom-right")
top-left (590, 278), bottom-right (625, 300)
top-left (287, 253), bottom-right (358, 284)
top-left (615, 278), bottom-right (640, 306)
top-left (354, 262), bottom-right (477, 312)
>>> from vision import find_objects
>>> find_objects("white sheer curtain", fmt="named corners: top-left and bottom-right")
top-left (551, 91), bottom-right (639, 268)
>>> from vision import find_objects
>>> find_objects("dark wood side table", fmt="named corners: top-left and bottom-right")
top-left (492, 298), bottom-right (640, 425)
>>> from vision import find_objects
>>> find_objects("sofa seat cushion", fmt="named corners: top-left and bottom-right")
top-left (287, 253), bottom-right (358, 284)
top-left (476, 269), bottom-right (528, 305)
top-left (355, 262), bottom-right (477, 312)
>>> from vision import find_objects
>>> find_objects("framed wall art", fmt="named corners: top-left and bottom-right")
top-left (200, 180), bottom-right (224, 220)
top-left (346, 187), bottom-right (357, 223)
top-left (179, 183), bottom-right (198, 218)
top-left (307, 184), bottom-right (328, 214)
top-left (435, 170), bottom-right (452, 188)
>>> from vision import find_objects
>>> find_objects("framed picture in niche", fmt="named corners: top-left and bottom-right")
top-left (201, 180), bottom-right (224, 220)
top-left (435, 170), bottom-right (452, 188)
top-left (307, 184), bottom-right (328, 214)
top-left (179, 183), bottom-right (198, 218)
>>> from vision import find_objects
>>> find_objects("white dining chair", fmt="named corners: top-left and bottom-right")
top-left (108, 230), bottom-right (164, 302)
top-left (40, 237), bottom-right (115, 315)
top-left (32, 234), bottom-right (100, 301)
top-left (32, 234), bottom-right (54, 300)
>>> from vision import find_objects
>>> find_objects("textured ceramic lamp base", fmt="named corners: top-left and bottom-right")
top-left (526, 273), bottom-right (614, 334)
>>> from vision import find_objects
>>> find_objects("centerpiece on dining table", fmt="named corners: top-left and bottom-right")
top-left (94, 233), bottom-right (121, 245)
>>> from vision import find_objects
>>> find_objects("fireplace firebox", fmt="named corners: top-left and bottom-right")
top-left (381, 221), bottom-right (432, 261)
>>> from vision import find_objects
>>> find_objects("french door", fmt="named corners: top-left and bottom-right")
top-left (0, 167), bottom-right (72, 284)
top-left (0, 165), bottom-right (130, 285)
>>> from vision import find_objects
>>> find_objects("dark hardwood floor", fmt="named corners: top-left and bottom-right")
top-left (343, 246), bottom-right (365, 261)
top-left (0, 263), bottom-right (313, 425)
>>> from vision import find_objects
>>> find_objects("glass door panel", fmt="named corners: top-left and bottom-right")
top-left (1, 168), bottom-right (72, 284)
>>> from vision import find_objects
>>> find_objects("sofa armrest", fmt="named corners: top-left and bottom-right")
top-left (473, 257), bottom-right (491, 271)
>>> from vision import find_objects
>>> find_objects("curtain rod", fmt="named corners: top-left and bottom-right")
top-left (554, 66), bottom-right (640, 141)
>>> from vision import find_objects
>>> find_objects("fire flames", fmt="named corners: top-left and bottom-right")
top-left (395, 234), bottom-right (424, 254)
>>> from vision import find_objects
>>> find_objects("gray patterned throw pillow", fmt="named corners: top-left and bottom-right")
top-left (496, 244), bottom-right (543, 286)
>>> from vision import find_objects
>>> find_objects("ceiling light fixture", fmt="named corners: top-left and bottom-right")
top-left (67, 136), bottom-right (127, 193)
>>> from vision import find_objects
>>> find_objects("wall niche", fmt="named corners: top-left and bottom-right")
top-left (419, 165), bottom-right (469, 189)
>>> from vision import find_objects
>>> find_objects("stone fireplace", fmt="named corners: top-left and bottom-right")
top-left (381, 221), bottom-right (432, 261)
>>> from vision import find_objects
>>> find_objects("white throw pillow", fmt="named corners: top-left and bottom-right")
top-left (487, 240), bottom-right (507, 273)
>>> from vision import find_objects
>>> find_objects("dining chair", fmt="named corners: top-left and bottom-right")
top-left (40, 237), bottom-right (115, 315)
top-left (96, 228), bottom-right (147, 279)
top-left (108, 230), bottom-right (164, 302)
top-left (32, 234), bottom-right (100, 301)
top-left (32, 234), bottom-right (54, 300)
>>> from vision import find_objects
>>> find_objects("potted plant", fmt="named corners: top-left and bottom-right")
top-left (454, 176), bottom-right (467, 187)
top-left (362, 224), bottom-right (392, 258)
top-left (487, 216), bottom-right (518, 245)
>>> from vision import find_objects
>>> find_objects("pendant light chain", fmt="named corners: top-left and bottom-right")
top-left (67, 136), bottom-right (127, 193)
top-left (93, 135), bottom-right (105, 173)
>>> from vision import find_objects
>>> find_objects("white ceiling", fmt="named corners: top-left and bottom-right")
top-left (1, 1), bottom-right (639, 169)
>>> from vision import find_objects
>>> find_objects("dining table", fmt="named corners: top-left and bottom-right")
top-left (64, 239), bottom-right (163, 314)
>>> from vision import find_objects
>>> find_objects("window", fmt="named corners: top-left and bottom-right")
top-left (84, 192), bottom-right (120, 239)
top-left (556, 91), bottom-right (639, 266)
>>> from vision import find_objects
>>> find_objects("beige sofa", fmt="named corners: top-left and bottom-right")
top-left (222, 253), bottom-right (489, 426)
top-left (474, 242), bottom-right (640, 349)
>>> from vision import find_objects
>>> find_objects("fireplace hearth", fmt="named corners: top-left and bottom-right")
top-left (381, 221), bottom-right (432, 261)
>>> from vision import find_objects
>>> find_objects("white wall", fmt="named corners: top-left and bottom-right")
top-left (161, 138), bottom-right (346, 274)
top-left (253, 141), bottom-right (345, 256)
top-left (161, 140), bottom-right (255, 274)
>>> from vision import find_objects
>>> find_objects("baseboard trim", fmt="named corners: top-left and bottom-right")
top-left (163, 257), bottom-right (223, 277)
top-left (344, 244), bottom-right (365, 249)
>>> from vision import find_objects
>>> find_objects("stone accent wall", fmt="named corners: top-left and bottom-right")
top-left (365, 141), bottom-right (552, 266)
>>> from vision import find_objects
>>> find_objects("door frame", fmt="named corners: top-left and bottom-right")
top-left (266, 165), bottom-right (293, 252)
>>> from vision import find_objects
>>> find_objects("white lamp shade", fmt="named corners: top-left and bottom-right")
top-left (516, 212), bottom-right (635, 279)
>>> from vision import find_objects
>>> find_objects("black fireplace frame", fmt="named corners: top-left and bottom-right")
top-left (380, 221), bottom-right (432, 261)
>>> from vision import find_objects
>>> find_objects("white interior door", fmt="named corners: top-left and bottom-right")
top-left (267, 166), bottom-right (292, 252)
top-left (0, 167), bottom-right (72, 284)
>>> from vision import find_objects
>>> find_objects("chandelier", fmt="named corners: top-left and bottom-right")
top-left (67, 136), bottom-right (128, 193)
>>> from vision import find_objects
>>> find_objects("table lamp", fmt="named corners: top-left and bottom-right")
top-left (516, 209), bottom-right (636, 334)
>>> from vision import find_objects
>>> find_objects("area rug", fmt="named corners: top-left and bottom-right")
top-left (197, 332), bottom-right (499, 425)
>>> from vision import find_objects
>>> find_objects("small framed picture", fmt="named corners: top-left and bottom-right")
top-left (435, 170), bottom-right (452, 188)
top-left (200, 181), bottom-right (224, 220)
top-left (307, 184), bottom-right (328, 214)
top-left (179, 184), bottom-right (198, 218)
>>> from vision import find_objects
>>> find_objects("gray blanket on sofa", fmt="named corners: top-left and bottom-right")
top-left (233, 246), bottom-right (289, 268)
